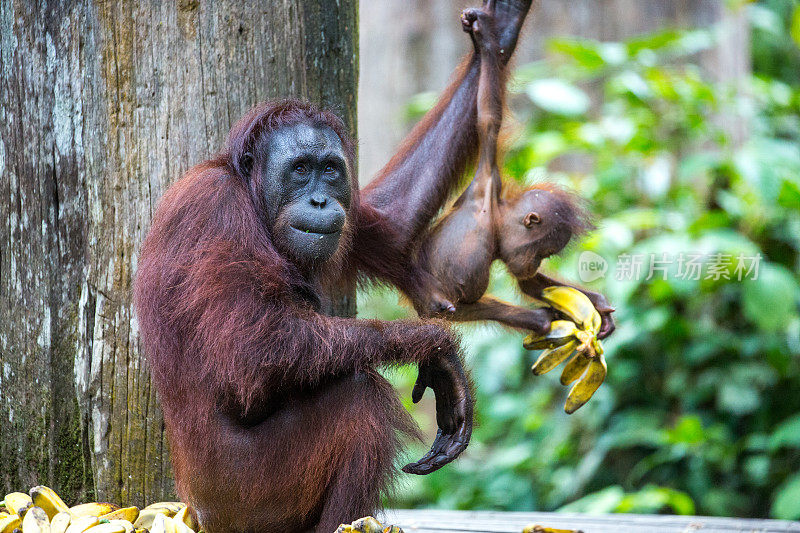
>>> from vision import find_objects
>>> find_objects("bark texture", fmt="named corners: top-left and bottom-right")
top-left (0, 0), bottom-right (357, 505)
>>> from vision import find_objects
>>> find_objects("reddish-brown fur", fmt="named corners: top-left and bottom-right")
top-left (134, 102), bottom-right (476, 533)
top-left (412, 6), bottom-right (615, 338)
top-left (135, 2), bottom-right (539, 531)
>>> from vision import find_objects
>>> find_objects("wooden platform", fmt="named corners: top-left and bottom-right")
top-left (380, 509), bottom-right (800, 533)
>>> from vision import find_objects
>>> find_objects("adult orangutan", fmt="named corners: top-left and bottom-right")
top-left (137, 104), bottom-right (468, 533)
top-left (134, 1), bottom-right (591, 532)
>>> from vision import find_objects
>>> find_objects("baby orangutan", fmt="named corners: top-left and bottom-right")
top-left (415, 5), bottom-right (615, 339)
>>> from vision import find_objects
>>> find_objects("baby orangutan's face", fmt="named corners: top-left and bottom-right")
top-left (497, 186), bottom-right (589, 279)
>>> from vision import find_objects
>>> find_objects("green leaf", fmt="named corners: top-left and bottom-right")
top-left (742, 263), bottom-right (800, 332)
top-left (770, 414), bottom-right (800, 450)
top-left (791, 4), bottom-right (800, 48)
top-left (750, 4), bottom-right (784, 35)
top-left (599, 42), bottom-right (627, 65)
top-left (526, 79), bottom-right (590, 116)
top-left (626, 29), bottom-right (683, 54)
top-left (558, 486), bottom-right (625, 513)
top-left (403, 91), bottom-right (437, 121)
top-left (549, 39), bottom-right (607, 70)
top-left (744, 455), bottom-right (771, 485)
top-left (618, 486), bottom-right (696, 515)
top-left (717, 381), bottom-right (761, 415)
top-left (695, 229), bottom-right (759, 256)
top-left (778, 178), bottom-right (800, 208)
top-left (667, 415), bottom-right (705, 445)
top-left (527, 131), bottom-right (568, 163)
top-left (613, 71), bottom-right (652, 99)
top-left (773, 473), bottom-right (800, 520)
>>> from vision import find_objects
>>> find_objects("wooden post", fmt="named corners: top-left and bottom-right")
top-left (0, 0), bottom-right (357, 506)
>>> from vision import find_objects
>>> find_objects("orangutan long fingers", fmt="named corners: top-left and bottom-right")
top-left (598, 314), bottom-right (616, 340)
top-left (529, 307), bottom-right (555, 335)
top-left (401, 431), bottom-right (448, 475)
top-left (427, 397), bottom-right (472, 469)
top-left (415, 429), bottom-right (450, 465)
top-left (402, 461), bottom-right (434, 475)
top-left (401, 438), bottom-right (457, 475)
top-left (402, 408), bottom-right (472, 475)
top-left (433, 378), bottom-right (458, 433)
top-left (411, 369), bottom-right (429, 404)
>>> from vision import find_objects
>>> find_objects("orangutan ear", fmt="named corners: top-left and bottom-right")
top-left (239, 152), bottom-right (254, 179)
top-left (524, 212), bottom-right (541, 228)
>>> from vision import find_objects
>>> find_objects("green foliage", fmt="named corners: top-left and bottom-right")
top-left (752, 0), bottom-right (800, 84)
top-left (365, 2), bottom-right (800, 519)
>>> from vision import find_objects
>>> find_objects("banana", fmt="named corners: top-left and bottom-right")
top-left (172, 519), bottom-right (194, 533)
top-left (50, 512), bottom-right (71, 533)
top-left (589, 306), bottom-right (602, 334)
top-left (0, 514), bottom-right (20, 533)
top-left (20, 506), bottom-right (49, 533)
top-left (560, 351), bottom-right (591, 386)
top-left (592, 336), bottom-right (604, 356)
top-left (29, 487), bottom-right (69, 520)
top-left (523, 526), bottom-right (581, 533)
top-left (65, 516), bottom-right (100, 533)
top-left (134, 503), bottom-right (183, 532)
top-left (172, 507), bottom-right (198, 531)
top-left (524, 287), bottom-right (610, 412)
top-left (70, 504), bottom-right (118, 519)
top-left (142, 503), bottom-right (182, 517)
top-left (350, 517), bottom-right (383, 533)
top-left (3, 494), bottom-right (32, 516)
top-left (83, 524), bottom-right (126, 533)
top-left (574, 329), bottom-right (600, 358)
top-left (106, 521), bottom-right (134, 533)
top-left (531, 340), bottom-right (579, 375)
top-left (149, 514), bottom-right (175, 533)
top-left (523, 320), bottom-right (579, 350)
top-left (133, 509), bottom-right (170, 530)
top-left (336, 517), bottom-right (383, 533)
top-left (17, 501), bottom-right (34, 518)
top-left (564, 354), bottom-right (607, 414)
top-left (99, 508), bottom-right (138, 524)
top-left (539, 286), bottom-right (601, 335)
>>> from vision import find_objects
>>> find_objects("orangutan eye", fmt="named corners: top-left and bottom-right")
top-left (294, 163), bottom-right (309, 174)
top-left (524, 212), bottom-right (541, 228)
top-left (324, 164), bottom-right (336, 174)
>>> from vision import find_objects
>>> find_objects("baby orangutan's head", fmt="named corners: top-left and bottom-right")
top-left (498, 183), bottom-right (593, 279)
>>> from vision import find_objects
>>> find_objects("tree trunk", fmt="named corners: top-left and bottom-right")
top-left (0, 0), bottom-right (357, 506)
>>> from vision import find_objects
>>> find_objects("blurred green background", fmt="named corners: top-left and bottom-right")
top-left (360, 0), bottom-right (800, 520)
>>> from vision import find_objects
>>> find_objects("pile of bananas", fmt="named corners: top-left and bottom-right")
top-left (524, 286), bottom-right (607, 414)
top-left (0, 486), bottom-right (199, 533)
top-left (522, 525), bottom-right (583, 533)
top-left (335, 517), bottom-right (402, 533)
top-left (338, 518), bottom-right (581, 533)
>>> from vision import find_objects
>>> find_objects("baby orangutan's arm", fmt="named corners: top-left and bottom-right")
top-left (447, 295), bottom-right (556, 335)
top-left (518, 273), bottom-right (616, 339)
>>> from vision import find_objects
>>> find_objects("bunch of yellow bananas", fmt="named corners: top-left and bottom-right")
top-left (524, 286), bottom-right (607, 414)
top-left (0, 486), bottom-right (199, 533)
top-left (336, 516), bottom-right (403, 533)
